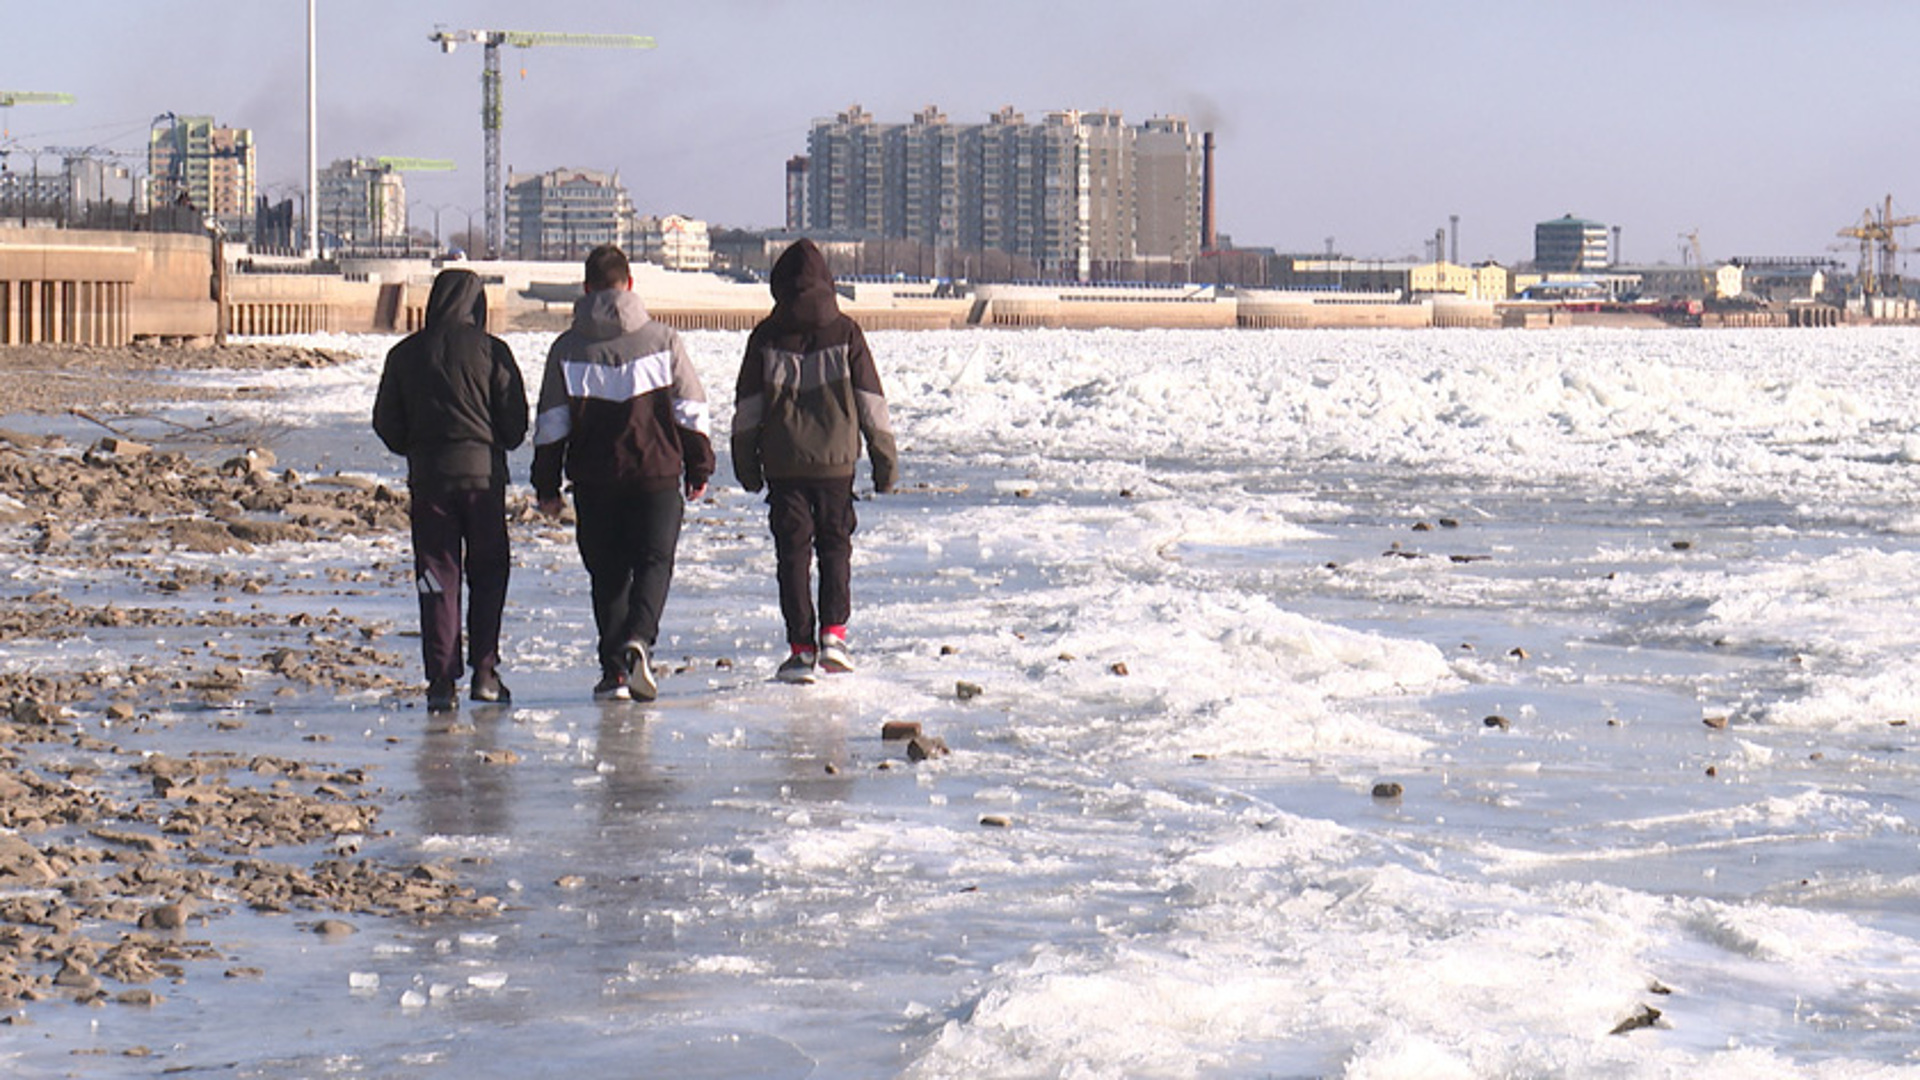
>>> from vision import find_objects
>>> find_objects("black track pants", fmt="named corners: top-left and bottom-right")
top-left (572, 485), bottom-right (684, 674)
top-left (766, 478), bottom-right (856, 647)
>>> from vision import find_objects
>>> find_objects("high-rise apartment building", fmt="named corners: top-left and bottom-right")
top-left (806, 105), bottom-right (889, 238)
top-left (1534, 214), bottom-right (1612, 272)
top-left (1135, 116), bottom-right (1203, 263)
top-left (147, 115), bottom-right (256, 237)
top-left (800, 104), bottom-right (1204, 279)
top-left (316, 158), bottom-right (408, 251)
top-left (784, 156), bottom-right (810, 231)
top-left (504, 167), bottom-right (634, 262)
top-left (898, 106), bottom-right (958, 250)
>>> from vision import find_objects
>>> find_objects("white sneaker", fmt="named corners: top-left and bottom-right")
top-left (622, 641), bottom-right (657, 701)
top-left (777, 650), bottom-right (818, 684)
top-left (817, 633), bottom-right (854, 674)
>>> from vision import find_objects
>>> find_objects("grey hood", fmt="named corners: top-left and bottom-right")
top-left (570, 287), bottom-right (651, 342)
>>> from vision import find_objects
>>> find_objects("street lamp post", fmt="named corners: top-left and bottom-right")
top-left (449, 207), bottom-right (477, 256)
top-left (414, 201), bottom-right (446, 253)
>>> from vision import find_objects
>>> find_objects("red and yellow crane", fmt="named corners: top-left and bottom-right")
top-left (1836, 194), bottom-right (1919, 299)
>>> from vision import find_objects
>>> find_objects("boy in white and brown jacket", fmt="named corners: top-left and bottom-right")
top-left (533, 245), bottom-right (714, 701)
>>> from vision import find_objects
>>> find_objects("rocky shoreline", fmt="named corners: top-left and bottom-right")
top-left (0, 343), bottom-right (504, 1014)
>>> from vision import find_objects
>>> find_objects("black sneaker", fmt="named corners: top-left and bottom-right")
top-left (426, 679), bottom-right (458, 713)
top-left (470, 670), bottom-right (511, 703)
top-left (592, 671), bottom-right (631, 702)
top-left (622, 641), bottom-right (657, 701)
top-left (776, 650), bottom-right (818, 685)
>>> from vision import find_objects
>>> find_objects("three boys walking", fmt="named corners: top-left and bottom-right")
top-left (374, 239), bottom-right (896, 706)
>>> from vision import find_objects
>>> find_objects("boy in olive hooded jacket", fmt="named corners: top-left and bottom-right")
top-left (732, 239), bottom-right (898, 683)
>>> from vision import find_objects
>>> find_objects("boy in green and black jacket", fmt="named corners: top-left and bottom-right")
top-left (731, 238), bottom-right (898, 684)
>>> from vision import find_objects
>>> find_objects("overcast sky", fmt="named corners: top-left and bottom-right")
top-left (5, 1), bottom-right (1917, 265)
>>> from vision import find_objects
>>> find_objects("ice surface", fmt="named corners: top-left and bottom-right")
top-left (5, 326), bottom-right (1920, 1077)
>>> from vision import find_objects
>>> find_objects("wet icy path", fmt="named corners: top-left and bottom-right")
top-left (6, 327), bottom-right (1920, 1077)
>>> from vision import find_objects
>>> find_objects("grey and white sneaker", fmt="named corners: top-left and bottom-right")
top-left (817, 633), bottom-right (854, 674)
top-left (622, 641), bottom-right (657, 701)
top-left (776, 649), bottom-right (818, 684)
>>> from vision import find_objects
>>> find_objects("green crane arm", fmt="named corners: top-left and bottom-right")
top-left (376, 156), bottom-right (457, 171)
top-left (500, 32), bottom-right (655, 50)
top-left (0, 91), bottom-right (75, 108)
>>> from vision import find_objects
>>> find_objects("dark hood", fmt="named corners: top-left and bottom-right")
top-left (424, 268), bottom-right (487, 330)
top-left (769, 238), bottom-right (841, 330)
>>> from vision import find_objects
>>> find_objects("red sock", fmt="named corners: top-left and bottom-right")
top-left (821, 624), bottom-right (847, 642)
top-left (790, 642), bottom-right (815, 656)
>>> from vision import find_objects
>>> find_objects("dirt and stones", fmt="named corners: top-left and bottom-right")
top-left (0, 712), bottom-right (501, 1006)
top-left (0, 342), bottom-right (508, 1014)
top-left (0, 342), bottom-right (355, 416)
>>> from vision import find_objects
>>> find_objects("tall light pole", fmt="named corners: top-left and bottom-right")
top-left (414, 201), bottom-right (445, 250)
top-left (451, 206), bottom-right (477, 256)
top-left (304, 0), bottom-right (319, 260)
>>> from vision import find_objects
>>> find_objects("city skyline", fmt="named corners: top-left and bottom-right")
top-left (6, 1), bottom-right (1920, 266)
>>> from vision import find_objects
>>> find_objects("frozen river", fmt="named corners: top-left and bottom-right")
top-left (6, 325), bottom-right (1920, 1077)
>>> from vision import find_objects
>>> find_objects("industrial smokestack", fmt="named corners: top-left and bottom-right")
top-left (1449, 214), bottom-right (1459, 265)
top-left (1201, 131), bottom-right (1216, 253)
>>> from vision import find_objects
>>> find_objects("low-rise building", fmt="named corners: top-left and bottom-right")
top-left (635, 214), bottom-right (712, 272)
top-left (1271, 258), bottom-right (1510, 301)
top-left (1511, 270), bottom-right (1643, 301)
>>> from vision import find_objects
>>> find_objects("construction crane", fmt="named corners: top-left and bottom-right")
top-left (42, 145), bottom-right (144, 161)
top-left (375, 156), bottom-right (456, 173)
top-left (429, 28), bottom-right (654, 259)
top-left (363, 158), bottom-right (456, 250)
top-left (1678, 229), bottom-right (1713, 297)
top-left (1836, 194), bottom-right (1920, 300)
top-left (0, 91), bottom-right (73, 138)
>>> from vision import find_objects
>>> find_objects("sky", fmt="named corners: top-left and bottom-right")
top-left (4, 0), bottom-right (1919, 265)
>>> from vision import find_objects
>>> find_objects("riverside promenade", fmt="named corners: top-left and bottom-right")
top-left (1, 226), bottom-right (1849, 348)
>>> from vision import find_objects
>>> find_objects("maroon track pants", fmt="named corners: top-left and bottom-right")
top-left (410, 485), bottom-right (510, 686)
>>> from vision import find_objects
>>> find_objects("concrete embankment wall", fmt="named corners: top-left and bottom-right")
top-left (1237, 298), bottom-right (1437, 330)
top-left (3, 229), bottom-right (416, 345)
top-left (230, 273), bottom-right (385, 336)
top-left (0, 228), bottom-right (145, 345)
top-left (0, 229), bottom-right (1861, 344)
top-left (0, 228), bottom-right (250, 345)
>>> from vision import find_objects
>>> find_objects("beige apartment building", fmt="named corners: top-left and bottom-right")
top-left (147, 115), bottom-right (256, 237)
top-left (635, 214), bottom-right (713, 272)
